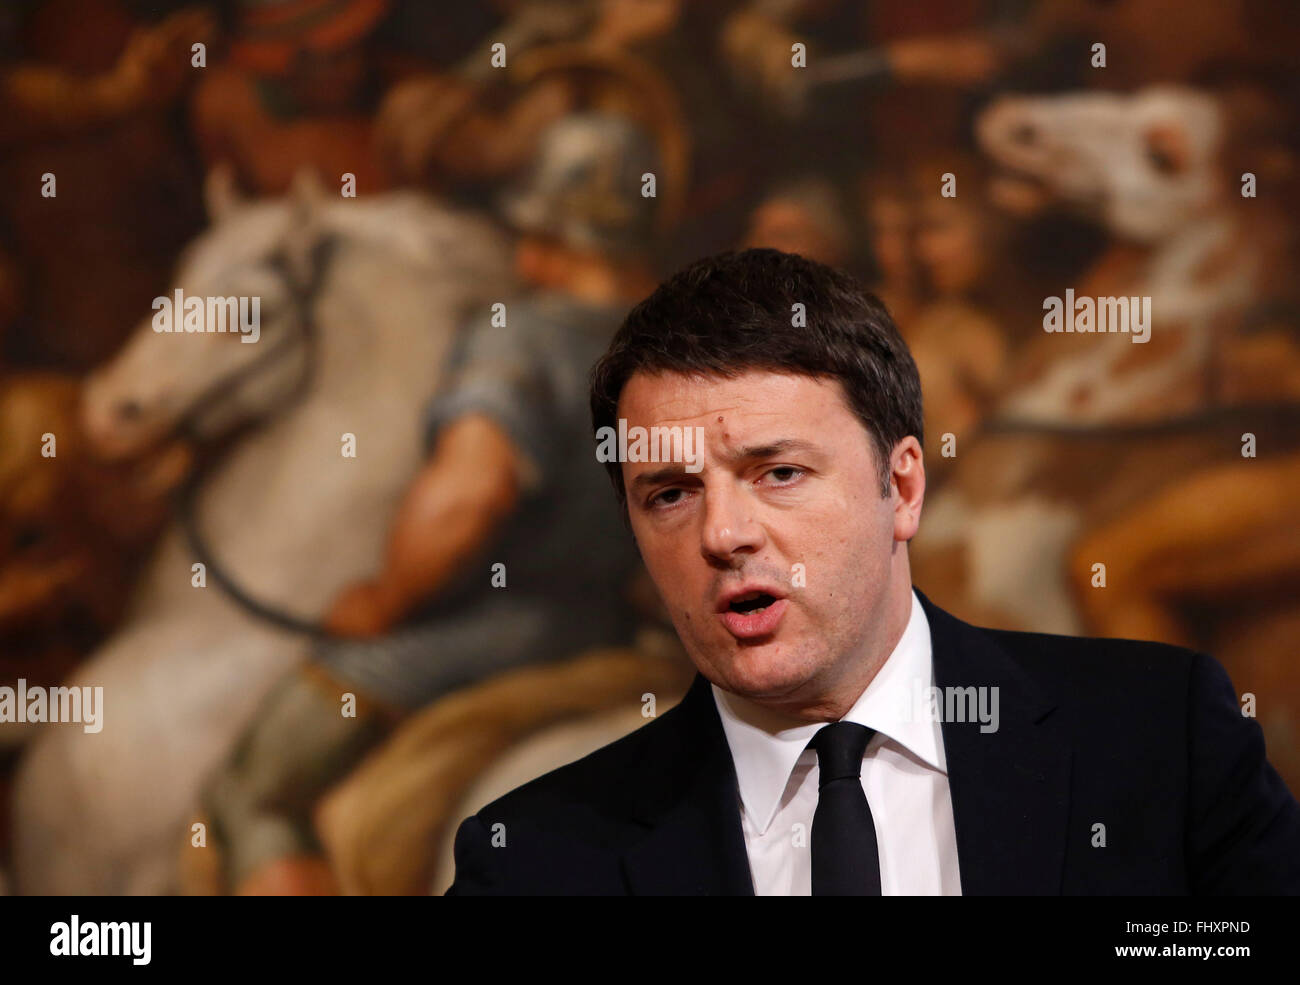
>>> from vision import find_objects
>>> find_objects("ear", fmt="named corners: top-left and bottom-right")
top-left (890, 435), bottom-right (926, 543)
top-left (203, 162), bottom-right (246, 223)
top-left (289, 167), bottom-right (328, 222)
top-left (282, 169), bottom-right (330, 283)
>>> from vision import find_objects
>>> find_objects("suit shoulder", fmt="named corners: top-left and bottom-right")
top-left (983, 623), bottom-right (1201, 680)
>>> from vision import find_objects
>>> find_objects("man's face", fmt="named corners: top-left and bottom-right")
top-left (619, 370), bottom-right (923, 714)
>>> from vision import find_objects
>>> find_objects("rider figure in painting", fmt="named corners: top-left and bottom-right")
top-left (201, 110), bottom-right (662, 894)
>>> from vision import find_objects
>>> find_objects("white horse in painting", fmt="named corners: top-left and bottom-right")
top-left (912, 85), bottom-right (1275, 635)
top-left (10, 169), bottom-right (514, 894)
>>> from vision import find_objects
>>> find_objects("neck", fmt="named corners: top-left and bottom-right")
top-left (770, 571), bottom-right (916, 724)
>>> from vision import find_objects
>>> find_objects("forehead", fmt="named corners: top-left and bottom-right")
top-left (617, 369), bottom-right (856, 435)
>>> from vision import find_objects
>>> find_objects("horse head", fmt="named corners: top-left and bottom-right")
top-left (976, 85), bottom-right (1225, 244)
top-left (82, 166), bottom-right (335, 460)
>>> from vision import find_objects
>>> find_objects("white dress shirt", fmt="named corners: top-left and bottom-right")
top-left (712, 588), bottom-right (962, 895)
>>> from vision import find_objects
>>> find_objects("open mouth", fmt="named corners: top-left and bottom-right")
top-left (728, 591), bottom-right (778, 614)
top-left (718, 590), bottom-right (789, 640)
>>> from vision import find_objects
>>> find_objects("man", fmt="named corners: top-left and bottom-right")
top-left (201, 111), bottom-right (661, 895)
top-left (447, 247), bottom-right (1300, 895)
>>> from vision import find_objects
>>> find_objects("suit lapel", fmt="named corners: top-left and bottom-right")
top-left (917, 588), bottom-right (1073, 894)
top-left (621, 674), bottom-right (756, 896)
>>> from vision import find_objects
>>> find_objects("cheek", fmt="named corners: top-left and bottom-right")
top-left (633, 527), bottom-right (695, 602)
top-left (794, 497), bottom-right (892, 596)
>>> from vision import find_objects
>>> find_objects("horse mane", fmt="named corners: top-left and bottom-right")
top-left (180, 190), bottom-right (512, 289)
top-left (317, 192), bottom-right (512, 280)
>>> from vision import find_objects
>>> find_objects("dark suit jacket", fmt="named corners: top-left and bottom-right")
top-left (446, 588), bottom-right (1300, 894)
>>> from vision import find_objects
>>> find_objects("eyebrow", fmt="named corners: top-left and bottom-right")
top-left (734, 438), bottom-right (822, 461)
top-left (627, 438), bottom-right (822, 493)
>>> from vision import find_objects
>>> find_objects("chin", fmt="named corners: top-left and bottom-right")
top-left (708, 641), bottom-right (821, 700)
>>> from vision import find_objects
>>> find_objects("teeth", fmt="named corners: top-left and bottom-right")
top-left (729, 591), bottom-right (776, 614)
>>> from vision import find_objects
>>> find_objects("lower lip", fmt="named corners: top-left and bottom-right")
top-left (718, 598), bottom-right (788, 640)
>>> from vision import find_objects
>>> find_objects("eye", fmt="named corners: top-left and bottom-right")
top-left (1142, 124), bottom-right (1190, 177)
top-left (647, 487), bottom-right (688, 510)
top-left (762, 465), bottom-right (805, 485)
top-left (1146, 144), bottom-right (1178, 175)
top-left (257, 301), bottom-right (288, 321)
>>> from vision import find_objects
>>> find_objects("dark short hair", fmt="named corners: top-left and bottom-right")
top-left (589, 248), bottom-right (924, 509)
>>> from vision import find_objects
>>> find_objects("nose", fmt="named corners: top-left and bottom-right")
top-left (80, 380), bottom-right (153, 460)
top-left (699, 483), bottom-right (765, 564)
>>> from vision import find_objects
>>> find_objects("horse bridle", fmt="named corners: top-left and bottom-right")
top-left (176, 233), bottom-right (341, 638)
top-left (174, 235), bottom-right (337, 443)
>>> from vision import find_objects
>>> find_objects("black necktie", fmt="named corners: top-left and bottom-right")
top-left (809, 721), bottom-right (882, 895)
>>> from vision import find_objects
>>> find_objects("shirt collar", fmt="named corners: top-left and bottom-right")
top-left (712, 587), bottom-right (945, 835)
